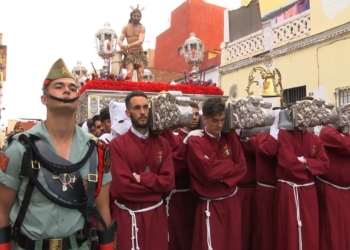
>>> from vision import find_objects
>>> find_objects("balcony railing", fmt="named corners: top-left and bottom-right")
top-left (221, 10), bottom-right (311, 66)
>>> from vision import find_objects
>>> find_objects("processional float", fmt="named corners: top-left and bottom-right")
top-left (75, 22), bottom-right (350, 132)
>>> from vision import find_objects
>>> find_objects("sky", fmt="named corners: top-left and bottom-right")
top-left (0, 0), bottom-right (240, 125)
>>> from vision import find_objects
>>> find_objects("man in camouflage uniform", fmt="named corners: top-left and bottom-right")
top-left (0, 58), bottom-right (116, 250)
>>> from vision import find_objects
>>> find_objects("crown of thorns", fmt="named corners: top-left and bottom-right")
top-left (130, 4), bottom-right (145, 11)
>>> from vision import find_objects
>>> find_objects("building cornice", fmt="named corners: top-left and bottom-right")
top-left (219, 21), bottom-right (350, 75)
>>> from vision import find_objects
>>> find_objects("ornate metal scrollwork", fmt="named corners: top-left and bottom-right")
top-left (246, 65), bottom-right (284, 106)
top-left (228, 96), bottom-right (275, 129)
top-left (76, 90), bottom-right (228, 125)
top-left (337, 103), bottom-right (350, 127)
top-left (292, 98), bottom-right (338, 127)
top-left (150, 91), bottom-right (193, 130)
top-left (293, 99), bottom-right (317, 127)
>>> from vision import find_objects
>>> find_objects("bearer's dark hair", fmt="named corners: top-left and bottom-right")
top-left (189, 102), bottom-right (199, 109)
top-left (202, 98), bottom-right (225, 117)
top-left (125, 90), bottom-right (148, 109)
top-left (99, 107), bottom-right (110, 122)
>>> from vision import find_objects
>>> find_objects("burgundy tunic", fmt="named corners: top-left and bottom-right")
top-left (253, 132), bottom-right (278, 250)
top-left (187, 131), bottom-right (247, 250)
top-left (238, 136), bottom-right (257, 250)
top-left (317, 125), bottom-right (350, 250)
top-left (276, 129), bottom-right (329, 250)
top-left (110, 129), bottom-right (175, 250)
top-left (163, 129), bottom-right (198, 250)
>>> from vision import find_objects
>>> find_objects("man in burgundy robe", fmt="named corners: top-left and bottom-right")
top-left (238, 135), bottom-right (257, 250)
top-left (187, 98), bottom-right (247, 250)
top-left (276, 126), bottom-right (329, 250)
top-left (109, 90), bottom-right (175, 250)
top-left (317, 124), bottom-right (350, 250)
top-left (166, 102), bottom-right (201, 250)
top-left (253, 131), bottom-right (278, 250)
top-left (253, 108), bottom-right (280, 250)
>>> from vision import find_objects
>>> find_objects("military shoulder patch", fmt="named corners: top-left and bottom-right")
top-left (104, 148), bottom-right (112, 173)
top-left (0, 152), bottom-right (9, 172)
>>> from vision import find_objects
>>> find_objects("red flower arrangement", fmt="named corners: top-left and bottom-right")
top-left (79, 79), bottom-right (224, 95)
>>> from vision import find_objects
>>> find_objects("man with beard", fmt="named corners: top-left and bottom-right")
top-left (187, 98), bottom-right (247, 250)
top-left (0, 58), bottom-right (115, 250)
top-left (167, 102), bottom-right (202, 250)
top-left (118, 7), bottom-right (148, 81)
top-left (109, 90), bottom-right (175, 250)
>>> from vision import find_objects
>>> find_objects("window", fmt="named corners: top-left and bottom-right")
top-left (283, 85), bottom-right (306, 105)
top-left (336, 87), bottom-right (350, 106)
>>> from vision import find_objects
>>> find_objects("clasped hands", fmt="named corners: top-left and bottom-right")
top-left (297, 156), bottom-right (310, 171)
top-left (121, 44), bottom-right (131, 54)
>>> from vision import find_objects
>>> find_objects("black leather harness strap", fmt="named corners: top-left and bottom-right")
top-left (33, 139), bottom-right (107, 231)
top-left (12, 135), bottom-right (107, 243)
top-left (12, 135), bottom-right (39, 243)
top-left (86, 146), bottom-right (98, 222)
top-left (35, 140), bottom-right (86, 204)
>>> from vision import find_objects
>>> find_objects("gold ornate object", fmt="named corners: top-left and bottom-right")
top-left (246, 66), bottom-right (284, 103)
top-left (130, 4), bottom-right (145, 11)
top-left (49, 239), bottom-right (63, 250)
top-left (227, 96), bottom-right (275, 129)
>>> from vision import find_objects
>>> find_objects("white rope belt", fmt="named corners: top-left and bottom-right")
top-left (278, 180), bottom-right (314, 250)
top-left (316, 175), bottom-right (350, 190)
top-left (165, 188), bottom-right (191, 217)
top-left (115, 199), bottom-right (163, 250)
top-left (199, 187), bottom-right (238, 250)
top-left (257, 181), bottom-right (276, 189)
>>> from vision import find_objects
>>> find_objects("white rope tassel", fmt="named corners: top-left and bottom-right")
top-left (165, 192), bottom-right (173, 217)
top-left (199, 187), bottom-right (238, 250)
top-left (115, 200), bottom-right (163, 250)
top-left (293, 185), bottom-right (302, 250)
top-left (205, 200), bottom-right (213, 250)
top-left (278, 180), bottom-right (314, 250)
top-left (129, 210), bottom-right (140, 250)
top-left (165, 189), bottom-right (191, 217)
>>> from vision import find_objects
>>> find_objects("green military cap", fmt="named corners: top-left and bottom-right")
top-left (43, 58), bottom-right (74, 86)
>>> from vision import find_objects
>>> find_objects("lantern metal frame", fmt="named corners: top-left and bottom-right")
top-left (95, 22), bottom-right (118, 75)
top-left (71, 61), bottom-right (88, 88)
top-left (182, 33), bottom-right (204, 75)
